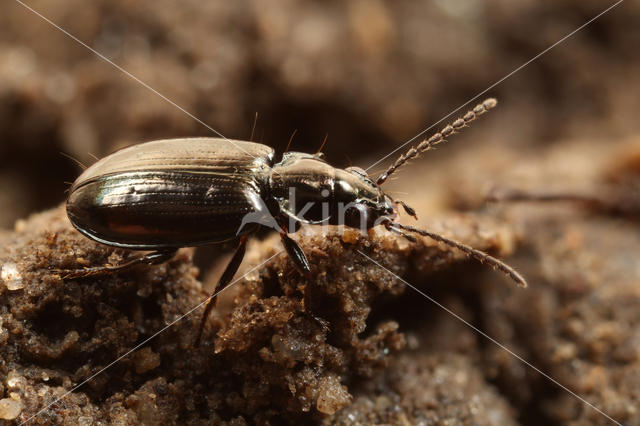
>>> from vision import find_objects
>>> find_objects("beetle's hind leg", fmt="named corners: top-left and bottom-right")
top-left (194, 235), bottom-right (249, 348)
top-left (54, 249), bottom-right (178, 279)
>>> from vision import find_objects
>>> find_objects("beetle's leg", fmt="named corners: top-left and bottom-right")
top-left (194, 235), bottom-right (249, 348)
top-left (297, 278), bottom-right (330, 331)
top-left (301, 288), bottom-right (330, 331)
top-left (274, 220), bottom-right (330, 329)
top-left (280, 233), bottom-right (330, 330)
top-left (276, 220), bottom-right (312, 277)
top-left (55, 249), bottom-right (178, 279)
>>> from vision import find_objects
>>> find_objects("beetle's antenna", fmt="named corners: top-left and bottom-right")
top-left (60, 152), bottom-right (87, 171)
top-left (385, 220), bottom-right (526, 287)
top-left (316, 134), bottom-right (329, 156)
top-left (376, 98), bottom-right (497, 186)
top-left (250, 112), bottom-right (258, 142)
top-left (285, 130), bottom-right (298, 153)
top-left (87, 152), bottom-right (99, 162)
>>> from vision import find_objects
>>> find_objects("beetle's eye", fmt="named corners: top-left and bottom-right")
top-left (345, 166), bottom-right (367, 178)
top-left (313, 152), bottom-right (325, 160)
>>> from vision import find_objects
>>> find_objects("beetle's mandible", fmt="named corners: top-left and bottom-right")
top-left (60, 98), bottom-right (526, 347)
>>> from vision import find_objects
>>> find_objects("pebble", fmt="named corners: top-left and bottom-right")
top-left (0, 398), bottom-right (23, 420)
top-left (1, 263), bottom-right (23, 291)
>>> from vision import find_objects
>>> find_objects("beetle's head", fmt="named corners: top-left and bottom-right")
top-left (332, 166), bottom-right (396, 229)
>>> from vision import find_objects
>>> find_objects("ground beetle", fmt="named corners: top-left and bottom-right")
top-left (60, 98), bottom-right (526, 346)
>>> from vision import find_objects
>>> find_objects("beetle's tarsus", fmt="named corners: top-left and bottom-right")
top-left (300, 285), bottom-right (330, 332)
top-left (310, 315), bottom-right (330, 332)
top-left (55, 249), bottom-right (178, 279)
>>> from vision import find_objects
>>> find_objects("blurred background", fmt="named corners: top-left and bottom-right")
top-left (0, 0), bottom-right (637, 227)
top-left (3, 1), bottom-right (640, 423)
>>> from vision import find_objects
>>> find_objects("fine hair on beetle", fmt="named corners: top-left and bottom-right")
top-left (59, 98), bottom-right (526, 347)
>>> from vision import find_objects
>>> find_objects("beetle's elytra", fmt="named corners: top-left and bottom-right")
top-left (61, 98), bottom-right (526, 347)
top-left (67, 139), bottom-right (275, 249)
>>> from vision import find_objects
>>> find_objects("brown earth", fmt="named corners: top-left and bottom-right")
top-left (0, 1), bottom-right (639, 425)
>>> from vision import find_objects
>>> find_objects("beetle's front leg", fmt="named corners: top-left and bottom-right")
top-left (275, 220), bottom-right (330, 330)
top-left (55, 249), bottom-right (178, 279)
top-left (276, 219), bottom-right (312, 278)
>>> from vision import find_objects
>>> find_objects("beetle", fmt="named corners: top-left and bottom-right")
top-left (60, 98), bottom-right (526, 346)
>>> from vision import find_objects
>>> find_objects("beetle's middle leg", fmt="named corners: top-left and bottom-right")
top-left (194, 234), bottom-right (249, 348)
top-left (276, 222), bottom-right (329, 330)
top-left (55, 249), bottom-right (178, 279)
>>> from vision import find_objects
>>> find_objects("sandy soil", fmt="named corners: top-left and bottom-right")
top-left (0, 1), bottom-right (639, 424)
